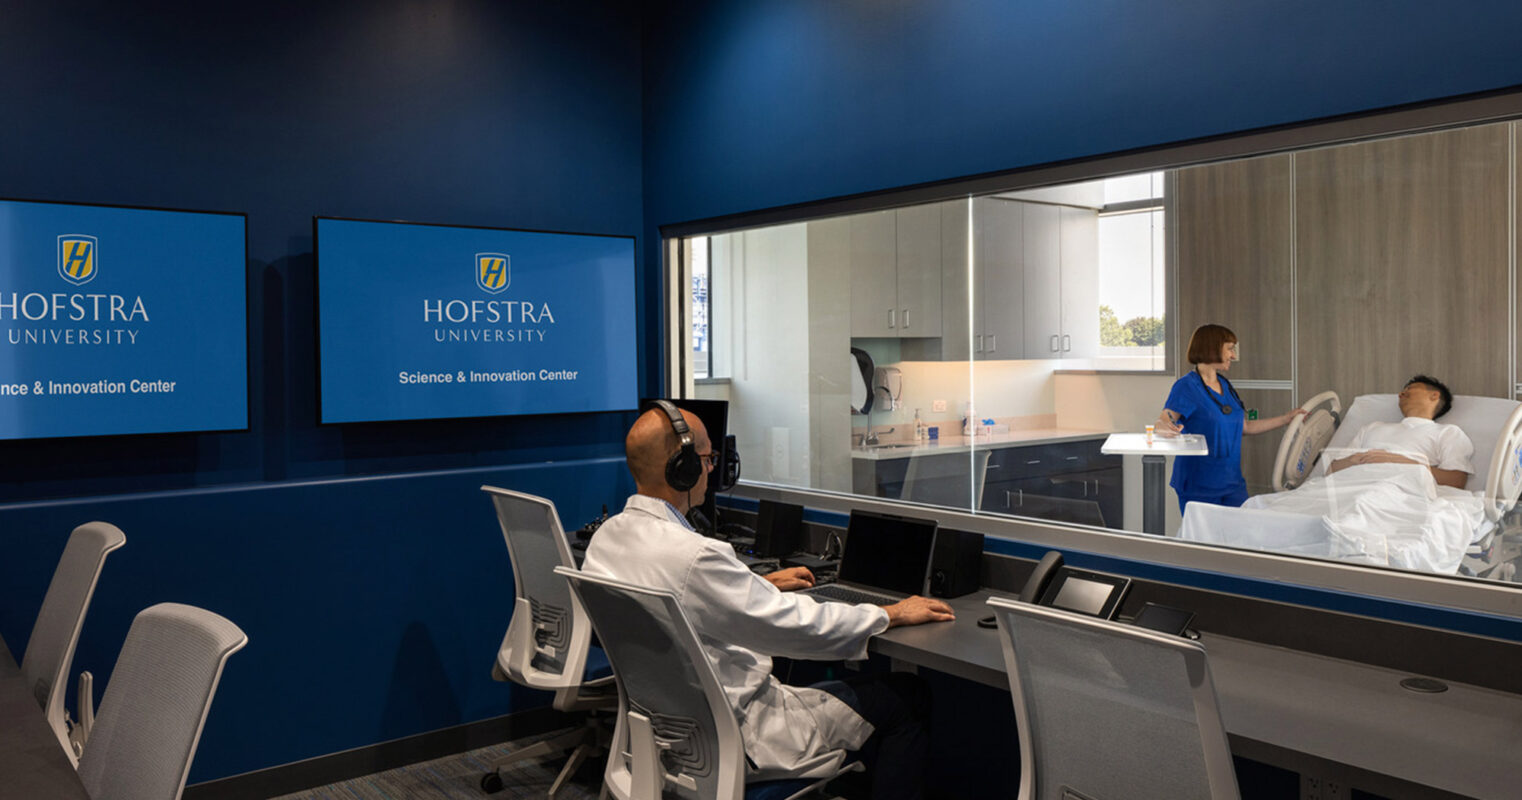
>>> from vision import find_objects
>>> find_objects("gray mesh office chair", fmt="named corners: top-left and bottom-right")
top-left (481, 486), bottom-right (616, 796)
top-left (75, 602), bottom-right (248, 800)
top-left (901, 450), bottom-right (991, 509)
top-left (986, 596), bottom-right (1240, 800)
top-left (558, 566), bottom-right (859, 800)
top-left (20, 521), bottom-right (126, 764)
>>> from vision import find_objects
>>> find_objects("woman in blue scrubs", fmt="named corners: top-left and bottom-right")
top-left (1156, 324), bottom-right (1303, 511)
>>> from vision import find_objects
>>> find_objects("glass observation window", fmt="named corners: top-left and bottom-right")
top-left (677, 114), bottom-right (1522, 589)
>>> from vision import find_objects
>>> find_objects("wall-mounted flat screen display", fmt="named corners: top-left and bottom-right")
top-left (316, 218), bottom-right (638, 424)
top-left (0, 199), bottom-right (248, 440)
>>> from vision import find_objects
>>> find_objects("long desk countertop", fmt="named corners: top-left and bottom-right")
top-left (870, 590), bottom-right (1522, 800)
top-left (0, 634), bottom-right (90, 800)
top-left (851, 428), bottom-right (1111, 461)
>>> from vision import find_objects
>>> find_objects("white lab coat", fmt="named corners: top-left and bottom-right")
top-left (582, 494), bottom-right (890, 779)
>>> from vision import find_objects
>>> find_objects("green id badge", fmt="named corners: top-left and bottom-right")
top-left (1247, 409), bottom-right (1259, 420)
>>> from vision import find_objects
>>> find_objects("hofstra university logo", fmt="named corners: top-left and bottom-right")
top-left (58, 235), bottom-right (99, 285)
top-left (476, 253), bottom-right (509, 294)
top-left (2, 233), bottom-right (148, 346)
top-left (422, 251), bottom-right (553, 343)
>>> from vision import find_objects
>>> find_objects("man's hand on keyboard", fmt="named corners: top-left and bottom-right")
top-left (883, 596), bottom-right (956, 628)
top-left (764, 566), bottom-right (816, 591)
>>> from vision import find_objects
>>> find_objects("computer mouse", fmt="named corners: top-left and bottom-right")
top-left (977, 615), bottom-right (997, 629)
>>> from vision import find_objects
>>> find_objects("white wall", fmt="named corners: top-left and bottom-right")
top-left (850, 348), bottom-right (1061, 431)
top-left (712, 225), bottom-right (815, 486)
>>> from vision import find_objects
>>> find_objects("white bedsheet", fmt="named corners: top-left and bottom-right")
top-left (1238, 463), bottom-right (1485, 573)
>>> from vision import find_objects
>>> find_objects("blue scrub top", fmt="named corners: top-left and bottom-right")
top-left (1164, 371), bottom-right (1245, 495)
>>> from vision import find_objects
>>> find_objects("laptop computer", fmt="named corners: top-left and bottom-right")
top-left (800, 510), bottom-right (938, 606)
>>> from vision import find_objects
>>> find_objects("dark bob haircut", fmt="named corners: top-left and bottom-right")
top-left (1406, 375), bottom-right (1454, 419)
top-left (1186, 324), bottom-right (1237, 365)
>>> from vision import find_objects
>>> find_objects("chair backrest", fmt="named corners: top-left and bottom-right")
top-left (986, 596), bottom-right (1239, 800)
top-left (76, 603), bottom-right (247, 800)
top-left (483, 486), bottom-right (593, 696)
top-left (557, 566), bottom-right (746, 800)
top-left (902, 449), bottom-right (992, 510)
top-left (21, 521), bottom-right (126, 761)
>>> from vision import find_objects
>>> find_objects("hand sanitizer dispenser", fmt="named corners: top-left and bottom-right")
top-left (873, 367), bottom-right (902, 411)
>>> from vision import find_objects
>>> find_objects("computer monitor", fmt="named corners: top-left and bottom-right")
top-left (840, 510), bottom-right (939, 596)
top-left (642, 397), bottom-right (729, 532)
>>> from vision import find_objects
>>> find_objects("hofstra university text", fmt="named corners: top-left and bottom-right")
top-left (424, 299), bottom-right (553, 343)
top-left (1, 292), bottom-right (148, 345)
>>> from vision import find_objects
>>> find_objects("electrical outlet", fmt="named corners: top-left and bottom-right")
top-left (932, 399), bottom-right (947, 412)
top-left (770, 427), bottom-right (790, 480)
top-left (1300, 775), bottom-right (1345, 800)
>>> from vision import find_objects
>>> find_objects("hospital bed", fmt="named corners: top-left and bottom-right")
top-left (1178, 392), bottom-right (1522, 577)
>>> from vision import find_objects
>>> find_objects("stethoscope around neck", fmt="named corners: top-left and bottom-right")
top-left (1195, 368), bottom-right (1244, 415)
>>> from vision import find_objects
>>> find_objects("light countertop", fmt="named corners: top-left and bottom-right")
top-left (851, 427), bottom-right (1111, 460)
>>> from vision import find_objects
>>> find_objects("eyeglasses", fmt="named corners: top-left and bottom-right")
top-left (697, 451), bottom-right (721, 469)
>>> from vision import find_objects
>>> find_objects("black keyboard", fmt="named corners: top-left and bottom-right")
top-left (805, 584), bottom-right (901, 605)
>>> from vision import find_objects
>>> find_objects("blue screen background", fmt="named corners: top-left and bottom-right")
top-left (0, 200), bottom-right (247, 439)
top-left (317, 218), bottom-right (638, 423)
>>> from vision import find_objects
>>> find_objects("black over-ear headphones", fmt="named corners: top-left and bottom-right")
top-left (647, 399), bottom-right (704, 492)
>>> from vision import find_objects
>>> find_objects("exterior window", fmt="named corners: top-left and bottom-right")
top-left (1096, 173), bottom-right (1166, 371)
top-left (690, 237), bottom-right (710, 379)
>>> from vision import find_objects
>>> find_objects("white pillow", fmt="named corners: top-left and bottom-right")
top-left (1313, 393), bottom-right (1520, 492)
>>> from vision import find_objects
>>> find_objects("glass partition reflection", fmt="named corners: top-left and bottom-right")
top-left (684, 115), bottom-right (1522, 587)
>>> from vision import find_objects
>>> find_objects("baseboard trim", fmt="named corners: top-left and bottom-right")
top-left (184, 706), bottom-right (569, 800)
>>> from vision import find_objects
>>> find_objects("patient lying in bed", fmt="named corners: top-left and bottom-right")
top-left (1323, 377), bottom-right (1473, 487)
top-left (1240, 376), bottom-right (1482, 573)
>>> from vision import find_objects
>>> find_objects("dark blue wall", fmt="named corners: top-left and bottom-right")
top-left (8, 0), bottom-right (1522, 787)
top-left (641, 0), bottom-right (1522, 227)
top-left (0, 0), bottom-right (643, 783)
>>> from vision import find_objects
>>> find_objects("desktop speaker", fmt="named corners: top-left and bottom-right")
top-left (930, 529), bottom-right (983, 598)
top-left (754, 499), bottom-right (804, 557)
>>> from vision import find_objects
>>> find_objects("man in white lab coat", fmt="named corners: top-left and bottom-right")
top-left (583, 403), bottom-right (954, 799)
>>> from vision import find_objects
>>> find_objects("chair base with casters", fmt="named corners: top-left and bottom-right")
top-left (479, 656), bottom-right (617, 796)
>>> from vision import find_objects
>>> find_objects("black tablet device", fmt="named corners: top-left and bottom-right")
top-left (1036, 566), bottom-right (1131, 620)
top-left (1131, 602), bottom-right (1196, 636)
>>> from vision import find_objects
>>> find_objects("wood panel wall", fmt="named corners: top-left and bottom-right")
top-left (1295, 124), bottom-right (1510, 401)
top-left (1175, 154), bottom-right (1294, 381)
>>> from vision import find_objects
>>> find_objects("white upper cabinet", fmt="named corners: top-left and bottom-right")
top-left (893, 203), bottom-right (942, 337)
top-left (1023, 202), bottom-right (1099, 359)
top-left (939, 197), bottom-right (1024, 360)
top-left (1023, 202), bottom-right (1062, 357)
top-left (1058, 206), bottom-right (1099, 359)
top-left (849, 210), bottom-right (899, 337)
top-left (849, 207), bottom-right (943, 338)
top-left (848, 197), bottom-right (1097, 359)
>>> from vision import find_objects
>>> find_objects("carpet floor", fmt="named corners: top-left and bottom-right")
top-left (270, 728), bottom-right (603, 800)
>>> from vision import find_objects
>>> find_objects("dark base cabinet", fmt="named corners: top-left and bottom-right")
top-left (853, 436), bottom-right (1121, 530)
top-left (980, 438), bottom-right (1121, 530)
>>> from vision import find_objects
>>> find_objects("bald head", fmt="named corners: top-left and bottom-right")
top-left (627, 407), bottom-right (710, 502)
